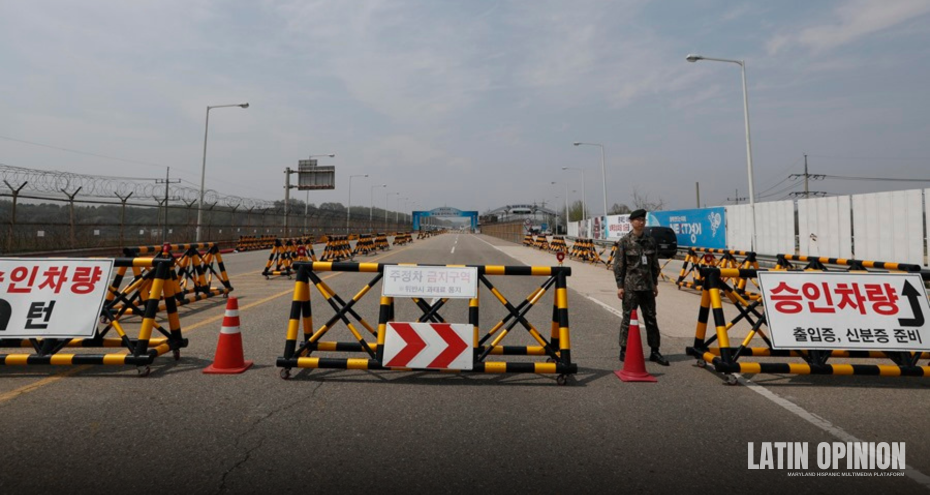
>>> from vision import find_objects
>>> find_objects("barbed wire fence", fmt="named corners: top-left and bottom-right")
top-left (0, 163), bottom-right (406, 254)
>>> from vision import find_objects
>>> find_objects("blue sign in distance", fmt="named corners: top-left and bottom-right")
top-left (647, 207), bottom-right (726, 249)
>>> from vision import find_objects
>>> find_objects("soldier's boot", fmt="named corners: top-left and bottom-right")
top-left (619, 346), bottom-right (626, 362)
top-left (649, 348), bottom-right (669, 366)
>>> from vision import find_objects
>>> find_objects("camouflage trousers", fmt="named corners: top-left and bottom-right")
top-left (619, 290), bottom-right (661, 350)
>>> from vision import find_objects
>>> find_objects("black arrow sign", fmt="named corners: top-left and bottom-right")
top-left (897, 280), bottom-right (925, 327)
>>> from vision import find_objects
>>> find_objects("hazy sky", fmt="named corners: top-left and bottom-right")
top-left (1, 0), bottom-right (929, 215)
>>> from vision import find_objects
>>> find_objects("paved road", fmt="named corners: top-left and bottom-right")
top-left (1, 234), bottom-right (928, 494)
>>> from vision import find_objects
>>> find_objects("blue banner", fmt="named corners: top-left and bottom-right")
top-left (646, 207), bottom-right (726, 249)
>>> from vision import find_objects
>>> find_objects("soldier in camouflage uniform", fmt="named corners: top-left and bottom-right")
top-left (613, 209), bottom-right (669, 366)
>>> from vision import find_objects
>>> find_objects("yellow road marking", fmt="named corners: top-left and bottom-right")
top-left (0, 247), bottom-right (406, 404)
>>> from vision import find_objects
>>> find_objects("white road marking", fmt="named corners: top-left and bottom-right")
top-left (732, 372), bottom-right (930, 487)
top-left (474, 233), bottom-right (930, 485)
top-left (451, 246), bottom-right (455, 254)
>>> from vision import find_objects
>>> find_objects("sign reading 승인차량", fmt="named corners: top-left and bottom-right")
top-left (0, 258), bottom-right (114, 338)
top-left (758, 271), bottom-right (930, 351)
top-left (381, 265), bottom-right (478, 299)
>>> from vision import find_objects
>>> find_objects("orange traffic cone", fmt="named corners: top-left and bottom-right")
top-left (203, 297), bottom-right (253, 374)
top-left (615, 308), bottom-right (657, 383)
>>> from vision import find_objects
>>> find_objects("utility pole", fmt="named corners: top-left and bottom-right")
top-left (156, 168), bottom-right (181, 244)
top-left (789, 154), bottom-right (827, 198)
top-left (728, 189), bottom-right (747, 204)
top-left (695, 182), bottom-right (700, 208)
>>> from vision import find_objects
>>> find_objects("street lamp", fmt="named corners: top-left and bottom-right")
top-left (305, 153), bottom-right (336, 233)
top-left (562, 167), bottom-right (586, 224)
top-left (386, 191), bottom-right (401, 231)
top-left (686, 53), bottom-right (756, 250)
top-left (551, 181), bottom-right (569, 235)
top-left (573, 142), bottom-right (607, 218)
top-left (395, 196), bottom-right (407, 226)
top-left (347, 173), bottom-right (368, 233)
top-left (370, 184), bottom-right (386, 232)
top-left (197, 102), bottom-right (249, 242)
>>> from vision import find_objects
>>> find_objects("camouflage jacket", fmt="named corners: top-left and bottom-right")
top-left (613, 231), bottom-right (659, 291)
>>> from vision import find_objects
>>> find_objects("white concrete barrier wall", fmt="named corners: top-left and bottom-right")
top-left (852, 190), bottom-right (924, 266)
top-left (755, 200), bottom-right (795, 255)
top-left (798, 196), bottom-right (852, 259)
top-left (725, 204), bottom-right (753, 252)
top-left (572, 188), bottom-right (927, 266)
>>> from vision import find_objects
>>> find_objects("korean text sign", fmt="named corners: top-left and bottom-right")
top-left (382, 266), bottom-right (478, 299)
top-left (758, 272), bottom-right (930, 351)
top-left (0, 258), bottom-right (114, 338)
top-left (647, 207), bottom-right (725, 249)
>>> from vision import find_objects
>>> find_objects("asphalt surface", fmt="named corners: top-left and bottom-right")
top-left (1, 233), bottom-right (928, 495)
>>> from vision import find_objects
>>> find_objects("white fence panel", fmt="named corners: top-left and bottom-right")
top-left (852, 190), bottom-right (923, 265)
top-left (797, 196), bottom-right (852, 258)
top-left (754, 200), bottom-right (794, 255)
top-left (725, 204), bottom-right (752, 252)
top-left (568, 221), bottom-right (579, 238)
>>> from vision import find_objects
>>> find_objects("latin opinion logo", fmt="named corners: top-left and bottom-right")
top-left (748, 442), bottom-right (905, 470)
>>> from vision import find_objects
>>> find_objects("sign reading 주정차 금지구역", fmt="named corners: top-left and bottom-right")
top-left (758, 271), bottom-right (930, 351)
top-left (0, 258), bottom-right (114, 338)
top-left (382, 265), bottom-right (478, 299)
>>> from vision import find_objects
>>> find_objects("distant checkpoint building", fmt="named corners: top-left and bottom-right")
top-left (480, 204), bottom-right (563, 234)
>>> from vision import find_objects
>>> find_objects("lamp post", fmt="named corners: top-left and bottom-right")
top-left (304, 153), bottom-right (336, 233)
top-left (551, 181), bottom-right (569, 235)
top-left (407, 201), bottom-right (418, 226)
top-left (347, 173), bottom-right (368, 233)
top-left (573, 142), bottom-right (607, 218)
top-left (562, 167), bottom-right (586, 223)
top-left (370, 184), bottom-right (386, 232)
top-left (395, 196), bottom-right (407, 226)
top-left (686, 54), bottom-right (756, 250)
top-left (386, 191), bottom-right (401, 231)
top-left (197, 102), bottom-right (249, 242)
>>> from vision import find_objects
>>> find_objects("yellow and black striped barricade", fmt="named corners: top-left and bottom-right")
top-left (686, 267), bottom-right (930, 384)
top-left (236, 234), bottom-right (276, 252)
top-left (352, 234), bottom-right (377, 256)
top-left (775, 254), bottom-right (920, 274)
top-left (549, 236), bottom-right (568, 253)
top-left (262, 238), bottom-right (297, 278)
top-left (117, 243), bottom-right (233, 313)
top-left (523, 233), bottom-right (534, 247)
top-left (393, 232), bottom-right (413, 246)
top-left (674, 248), bottom-right (759, 299)
top-left (320, 235), bottom-right (353, 261)
top-left (569, 238), bottom-right (605, 265)
top-left (275, 262), bottom-right (577, 384)
top-left (605, 242), bottom-right (619, 269)
top-left (1, 257), bottom-right (187, 376)
top-left (374, 233), bottom-right (390, 251)
top-left (534, 234), bottom-right (550, 251)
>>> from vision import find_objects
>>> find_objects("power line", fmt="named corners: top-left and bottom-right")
top-left (0, 134), bottom-right (170, 168)
top-left (756, 155), bottom-right (803, 191)
top-left (808, 154), bottom-right (930, 161)
top-left (822, 174), bottom-right (930, 182)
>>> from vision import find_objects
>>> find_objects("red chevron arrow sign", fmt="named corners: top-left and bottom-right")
top-left (382, 322), bottom-right (473, 370)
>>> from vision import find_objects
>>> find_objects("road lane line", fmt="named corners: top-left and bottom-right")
top-left (734, 373), bottom-right (930, 487)
top-left (0, 247), bottom-right (410, 404)
top-left (475, 234), bottom-right (929, 484)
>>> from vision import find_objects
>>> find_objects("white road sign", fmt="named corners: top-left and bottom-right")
top-left (758, 271), bottom-right (930, 351)
top-left (382, 322), bottom-right (473, 370)
top-left (0, 258), bottom-right (114, 338)
top-left (382, 266), bottom-right (478, 299)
